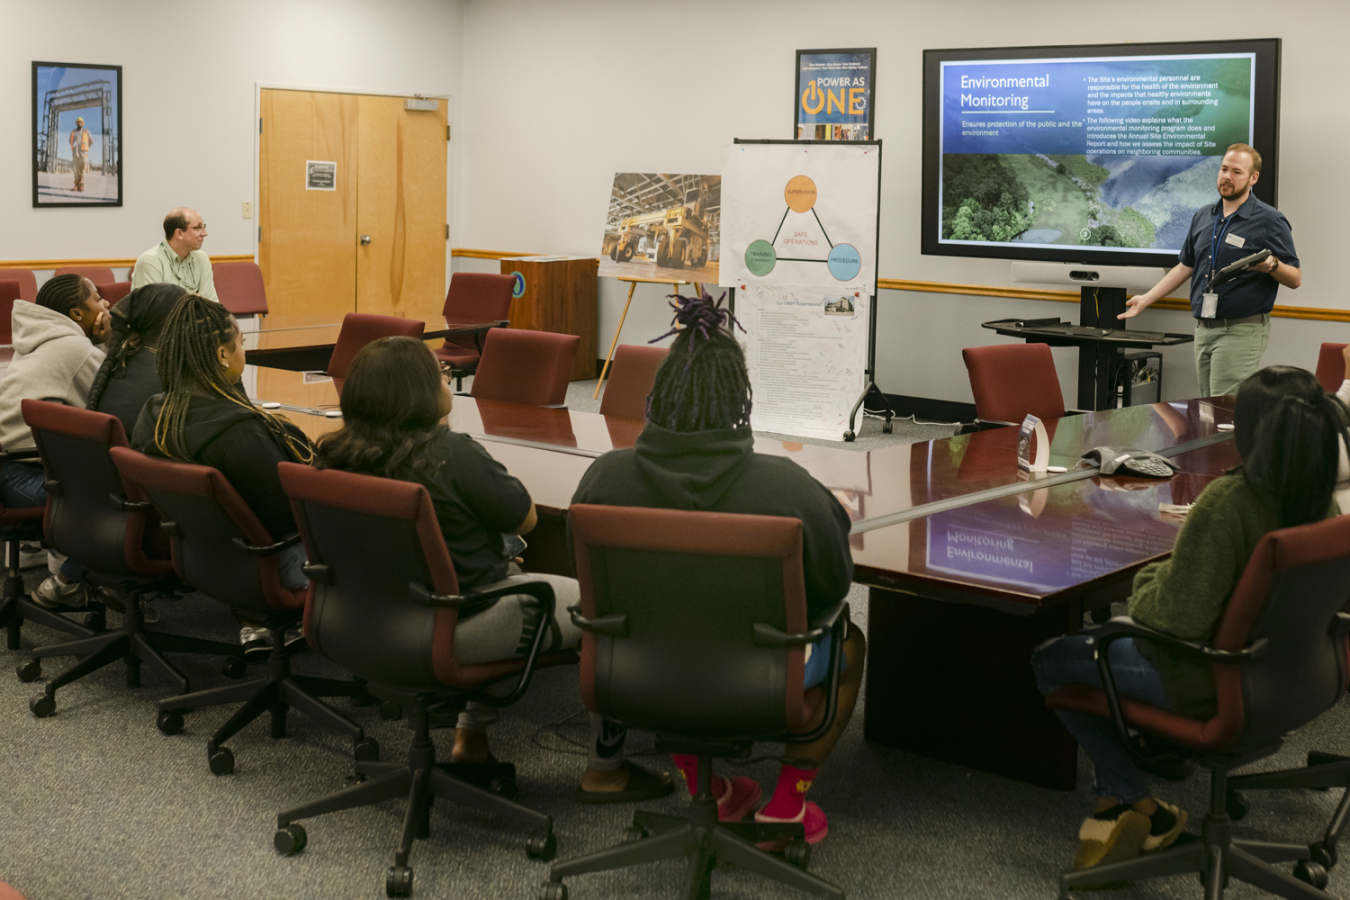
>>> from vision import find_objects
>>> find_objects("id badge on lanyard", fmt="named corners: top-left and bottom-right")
top-left (1204, 211), bottom-right (1234, 319)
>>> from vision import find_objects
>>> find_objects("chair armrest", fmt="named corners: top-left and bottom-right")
top-left (230, 532), bottom-right (303, 557)
top-left (1091, 616), bottom-right (1267, 766)
top-left (460, 579), bottom-right (557, 708)
top-left (108, 492), bottom-right (153, 513)
top-left (785, 604), bottom-right (852, 746)
top-left (567, 604), bottom-right (628, 637)
top-left (0, 448), bottom-right (40, 462)
top-left (753, 600), bottom-right (849, 648)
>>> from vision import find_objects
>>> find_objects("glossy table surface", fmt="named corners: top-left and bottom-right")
top-left (242, 316), bottom-right (506, 353)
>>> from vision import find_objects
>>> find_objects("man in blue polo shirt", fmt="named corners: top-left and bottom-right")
top-left (1119, 143), bottom-right (1301, 397)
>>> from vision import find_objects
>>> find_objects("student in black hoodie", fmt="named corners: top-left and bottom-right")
top-left (132, 293), bottom-right (313, 651)
top-left (87, 283), bottom-right (187, 434)
top-left (570, 292), bottom-right (866, 845)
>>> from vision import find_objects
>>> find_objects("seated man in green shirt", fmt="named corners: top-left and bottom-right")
top-left (1032, 366), bottom-right (1347, 872)
top-left (131, 207), bottom-right (218, 301)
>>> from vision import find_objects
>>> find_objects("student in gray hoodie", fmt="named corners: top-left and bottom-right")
top-left (0, 274), bottom-right (110, 607)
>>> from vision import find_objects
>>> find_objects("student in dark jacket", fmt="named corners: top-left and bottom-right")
top-left (1033, 366), bottom-right (1348, 871)
top-left (569, 292), bottom-right (867, 845)
top-left (132, 293), bottom-right (314, 651)
top-left (86, 283), bottom-right (187, 434)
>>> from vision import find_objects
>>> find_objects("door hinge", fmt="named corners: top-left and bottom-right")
top-left (446, 125), bottom-right (451, 141)
top-left (445, 224), bottom-right (449, 240)
top-left (259, 117), bottom-right (263, 134)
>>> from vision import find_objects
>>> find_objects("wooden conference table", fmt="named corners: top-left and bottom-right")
top-left (251, 348), bottom-right (1236, 790)
top-left (239, 314), bottom-right (508, 373)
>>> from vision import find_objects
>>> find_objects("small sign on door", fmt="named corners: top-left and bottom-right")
top-left (306, 160), bottom-right (337, 191)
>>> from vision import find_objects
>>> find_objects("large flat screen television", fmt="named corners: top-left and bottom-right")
top-left (921, 39), bottom-right (1282, 270)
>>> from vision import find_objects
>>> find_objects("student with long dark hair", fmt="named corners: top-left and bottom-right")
top-left (1033, 365), bottom-right (1349, 871)
top-left (86, 282), bottom-right (187, 434)
top-left (132, 293), bottom-right (313, 652)
top-left (314, 336), bottom-right (582, 764)
top-left (570, 292), bottom-right (868, 844)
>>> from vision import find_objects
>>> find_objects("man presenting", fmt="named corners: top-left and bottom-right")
top-left (69, 117), bottom-right (93, 192)
top-left (1119, 144), bottom-right (1300, 397)
top-left (132, 208), bottom-right (218, 301)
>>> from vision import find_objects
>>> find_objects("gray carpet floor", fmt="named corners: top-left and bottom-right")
top-left (4, 391), bottom-right (1348, 900)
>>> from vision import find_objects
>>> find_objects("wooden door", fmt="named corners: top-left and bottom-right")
top-left (355, 96), bottom-right (448, 319)
top-left (258, 90), bottom-right (358, 321)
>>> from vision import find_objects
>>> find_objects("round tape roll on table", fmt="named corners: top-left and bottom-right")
top-left (1217, 423), bottom-right (1235, 432)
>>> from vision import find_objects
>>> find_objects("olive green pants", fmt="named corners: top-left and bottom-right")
top-left (1193, 316), bottom-right (1271, 397)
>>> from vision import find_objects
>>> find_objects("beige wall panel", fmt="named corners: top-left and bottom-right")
top-left (259, 90), bottom-right (358, 320)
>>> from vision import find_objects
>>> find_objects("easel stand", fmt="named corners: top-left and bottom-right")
top-left (593, 277), bottom-right (697, 400)
top-left (1078, 286), bottom-right (1126, 410)
top-left (844, 291), bottom-right (894, 441)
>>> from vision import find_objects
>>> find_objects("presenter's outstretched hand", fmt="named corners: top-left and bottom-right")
top-left (1117, 296), bottom-right (1147, 320)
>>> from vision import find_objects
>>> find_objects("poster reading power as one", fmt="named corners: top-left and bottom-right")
top-left (796, 49), bottom-right (875, 141)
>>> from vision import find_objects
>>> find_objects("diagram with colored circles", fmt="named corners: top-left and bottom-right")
top-left (742, 175), bottom-right (862, 282)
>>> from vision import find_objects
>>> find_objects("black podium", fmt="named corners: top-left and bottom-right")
top-left (981, 287), bottom-right (1192, 411)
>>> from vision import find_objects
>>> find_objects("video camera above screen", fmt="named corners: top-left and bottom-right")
top-left (921, 39), bottom-right (1283, 271)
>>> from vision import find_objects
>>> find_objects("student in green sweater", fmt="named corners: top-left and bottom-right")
top-left (1033, 366), bottom-right (1348, 871)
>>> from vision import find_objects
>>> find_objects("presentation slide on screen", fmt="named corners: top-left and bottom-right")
top-left (939, 53), bottom-right (1254, 255)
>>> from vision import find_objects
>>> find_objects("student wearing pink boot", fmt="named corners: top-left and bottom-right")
top-left (570, 291), bottom-right (867, 844)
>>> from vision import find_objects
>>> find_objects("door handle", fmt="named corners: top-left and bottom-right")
top-left (360, 235), bottom-right (372, 245)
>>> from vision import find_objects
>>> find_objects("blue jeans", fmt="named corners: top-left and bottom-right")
top-left (277, 541), bottom-right (308, 591)
top-left (1032, 632), bottom-right (1173, 803)
top-left (0, 461), bottom-right (86, 583)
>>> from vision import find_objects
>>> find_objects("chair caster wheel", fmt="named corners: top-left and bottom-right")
top-left (488, 774), bottom-right (518, 800)
top-left (883, 421), bottom-right (893, 434)
top-left (843, 430), bottom-right (855, 442)
top-left (354, 737), bottom-right (380, 762)
top-left (274, 823), bottom-right (307, 856)
top-left (208, 746), bottom-right (235, 776)
top-left (1295, 861), bottom-right (1329, 889)
top-left (222, 657), bottom-right (247, 679)
top-left (1226, 790), bottom-right (1248, 822)
top-left (623, 824), bottom-right (648, 844)
top-left (157, 709), bottom-right (184, 735)
top-left (1311, 842), bottom-right (1338, 869)
top-left (386, 864), bottom-right (413, 898)
top-left (538, 880), bottom-right (568, 900)
top-left (379, 700), bottom-right (402, 720)
top-left (30, 694), bottom-right (55, 717)
top-left (344, 773), bottom-right (368, 788)
top-left (526, 831), bottom-right (556, 861)
top-left (83, 610), bottom-right (106, 632)
top-left (784, 839), bottom-right (811, 870)
top-left (16, 659), bottom-right (40, 682)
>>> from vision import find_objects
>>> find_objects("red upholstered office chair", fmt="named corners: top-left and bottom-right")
top-left (469, 329), bottom-right (579, 407)
top-left (1046, 514), bottom-right (1350, 899)
top-left (214, 260), bottom-right (270, 317)
top-left (598, 344), bottom-right (668, 420)
top-left (98, 281), bottom-right (133, 306)
top-left (54, 266), bottom-right (115, 287)
top-left (436, 272), bottom-right (515, 389)
top-left (110, 448), bottom-right (375, 776)
top-left (326, 313), bottom-right (425, 394)
top-left (0, 440), bottom-right (97, 652)
top-left (1315, 343), bottom-right (1347, 394)
top-left (544, 505), bottom-right (849, 900)
top-left (15, 401), bottom-right (241, 717)
top-left (0, 269), bottom-right (37, 303)
top-left (273, 463), bottom-right (573, 896)
top-left (0, 281), bottom-right (22, 345)
top-left (962, 343), bottom-right (1068, 426)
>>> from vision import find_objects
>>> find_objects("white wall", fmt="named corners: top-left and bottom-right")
top-left (458, 0), bottom-right (1350, 403)
top-left (0, 0), bottom-right (464, 266)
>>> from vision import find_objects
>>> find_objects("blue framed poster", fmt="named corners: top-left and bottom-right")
top-left (32, 60), bottom-right (123, 207)
top-left (794, 48), bottom-right (875, 141)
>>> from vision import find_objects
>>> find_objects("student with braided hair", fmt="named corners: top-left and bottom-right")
top-left (569, 291), bottom-right (867, 845)
top-left (0, 274), bottom-right (110, 608)
top-left (86, 283), bottom-right (187, 434)
top-left (132, 293), bottom-right (313, 653)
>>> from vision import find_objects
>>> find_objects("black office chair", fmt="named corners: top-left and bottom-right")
top-left (1046, 513), bottom-right (1350, 898)
top-left (15, 401), bottom-right (241, 716)
top-left (110, 447), bottom-right (376, 776)
top-left (543, 504), bottom-right (849, 900)
top-left (273, 462), bottom-right (576, 898)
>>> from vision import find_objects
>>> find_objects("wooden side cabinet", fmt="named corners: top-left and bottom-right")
top-left (500, 256), bottom-right (598, 381)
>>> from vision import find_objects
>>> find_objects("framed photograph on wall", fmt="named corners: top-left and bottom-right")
top-left (32, 61), bottom-right (123, 207)
top-left (794, 48), bottom-right (875, 141)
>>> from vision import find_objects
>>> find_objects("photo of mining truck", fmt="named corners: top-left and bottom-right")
top-left (605, 177), bottom-right (715, 269)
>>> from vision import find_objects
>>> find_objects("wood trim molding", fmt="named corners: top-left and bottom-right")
top-left (450, 248), bottom-right (536, 260)
top-left (0, 253), bottom-right (255, 270)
